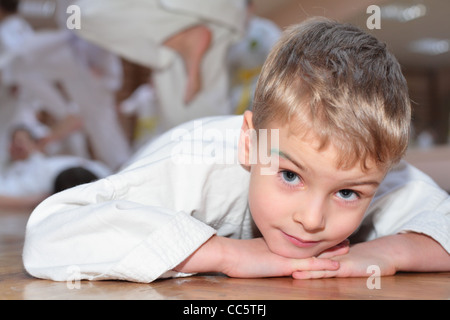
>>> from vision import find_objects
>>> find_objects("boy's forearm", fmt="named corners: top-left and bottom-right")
top-left (383, 233), bottom-right (450, 273)
top-left (175, 235), bottom-right (342, 279)
top-left (174, 235), bottom-right (227, 275)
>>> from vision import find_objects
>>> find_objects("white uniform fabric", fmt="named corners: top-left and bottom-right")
top-left (4, 29), bottom-right (131, 169)
top-left (0, 15), bottom-right (90, 160)
top-left (23, 116), bottom-right (450, 283)
top-left (56, 0), bottom-right (124, 93)
top-left (0, 15), bottom-right (34, 84)
top-left (74, 0), bottom-right (247, 131)
top-left (0, 152), bottom-right (111, 197)
top-left (0, 15), bottom-right (34, 166)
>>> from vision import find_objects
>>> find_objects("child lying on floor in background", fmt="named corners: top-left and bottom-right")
top-left (0, 126), bottom-right (110, 211)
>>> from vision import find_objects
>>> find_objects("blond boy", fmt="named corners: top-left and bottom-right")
top-left (23, 18), bottom-right (450, 283)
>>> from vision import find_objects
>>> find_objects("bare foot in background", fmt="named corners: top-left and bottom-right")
top-left (164, 25), bottom-right (212, 104)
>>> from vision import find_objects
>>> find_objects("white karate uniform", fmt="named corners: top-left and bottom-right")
top-left (0, 15), bottom-right (33, 84)
top-left (23, 115), bottom-right (450, 283)
top-left (6, 30), bottom-right (131, 169)
top-left (0, 152), bottom-right (111, 197)
top-left (0, 15), bottom-right (34, 166)
top-left (74, 0), bottom-right (247, 131)
top-left (0, 15), bottom-right (92, 160)
top-left (56, 0), bottom-right (124, 93)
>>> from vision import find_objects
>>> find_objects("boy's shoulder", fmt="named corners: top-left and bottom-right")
top-left (377, 160), bottom-right (443, 197)
top-left (368, 160), bottom-right (449, 222)
top-left (121, 115), bottom-right (244, 170)
top-left (171, 115), bottom-right (244, 134)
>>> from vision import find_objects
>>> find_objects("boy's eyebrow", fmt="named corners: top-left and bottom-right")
top-left (341, 179), bottom-right (381, 188)
top-left (271, 148), bottom-right (308, 172)
top-left (271, 148), bottom-right (381, 188)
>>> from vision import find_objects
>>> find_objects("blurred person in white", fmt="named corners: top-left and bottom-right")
top-left (55, 0), bottom-right (124, 97)
top-left (0, 125), bottom-right (111, 212)
top-left (74, 0), bottom-right (247, 134)
top-left (0, 0), bottom-right (35, 167)
top-left (227, 0), bottom-right (282, 114)
top-left (0, 0), bottom-right (90, 162)
top-left (1, 0), bottom-right (132, 170)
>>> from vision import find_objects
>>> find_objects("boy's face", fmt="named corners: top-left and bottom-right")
top-left (240, 112), bottom-right (387, 259)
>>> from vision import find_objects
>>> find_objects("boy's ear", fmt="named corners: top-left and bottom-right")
top-left (238, 111), bottom-right (255, 169)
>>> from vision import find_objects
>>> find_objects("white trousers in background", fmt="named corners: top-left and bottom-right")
top-left (75, 0), bottom-right (247, 131)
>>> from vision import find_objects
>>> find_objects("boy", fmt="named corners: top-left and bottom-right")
top-left (23, 18), bottom-right (450, 283)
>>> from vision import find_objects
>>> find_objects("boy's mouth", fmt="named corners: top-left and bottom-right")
top-left (281, 231), bottom-right (320, 248)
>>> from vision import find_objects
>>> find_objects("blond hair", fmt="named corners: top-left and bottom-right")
top-left (252, 17), bottom-right (411, 171)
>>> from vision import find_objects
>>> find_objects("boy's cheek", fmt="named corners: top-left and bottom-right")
top-left (248, 176), bottom-right (276, 213)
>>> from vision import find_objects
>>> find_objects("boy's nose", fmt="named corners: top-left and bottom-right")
top-left (293, 197), bottom-right (326, 232)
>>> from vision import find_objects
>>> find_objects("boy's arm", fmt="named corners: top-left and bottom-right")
top-left (23, 176), bottom-right (341, 283)
top-left (22, 177), bottom-right (217, 283)
top-left (292, 233), bottom-right (450, 279)
top-left (174, 235), bottom-right (342, 278)
top-left (386, 233), bottom-right (450, 272)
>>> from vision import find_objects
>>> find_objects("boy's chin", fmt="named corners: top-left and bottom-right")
top-left (276, 241), bottom-right (349, 260)
top-left (271, 245), bottom-right (323, 260)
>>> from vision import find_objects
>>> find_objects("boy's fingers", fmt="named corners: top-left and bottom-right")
top-left (317, 244), bottom-right (350, 259)
top-left (292, 270), bottom-right (337, 280)
top-left (317, 239), bottom-right (350, 259)
top-left (292, 257), bottom-right (340, 272)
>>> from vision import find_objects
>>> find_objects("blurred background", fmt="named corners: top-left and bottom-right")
top-left (20, 0), bottom-right (450, 147)
top-left (0, 0), bottom-right (448, 202)
top-left (265, 0), bottom-right (450, 148)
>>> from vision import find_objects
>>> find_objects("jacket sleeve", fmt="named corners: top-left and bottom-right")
top-left (22, 176), bottom-right (216, 283)
top-left (356, 161), bottom-right (450, 253)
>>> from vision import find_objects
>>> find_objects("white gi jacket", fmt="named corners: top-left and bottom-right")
top-left (23, 116), bottom-right (450, 283)
top-left (0, 153), bottom-right (111, 197)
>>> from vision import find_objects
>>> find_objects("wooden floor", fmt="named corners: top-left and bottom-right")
top-left (1, 210), bottom-right (449, 300)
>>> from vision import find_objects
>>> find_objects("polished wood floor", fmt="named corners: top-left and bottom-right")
top-left (1, 210), bottom-right (449, 300)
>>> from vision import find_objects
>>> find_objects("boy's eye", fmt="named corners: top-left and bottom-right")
top-left (336, 189), bottom-right (359, 201)
top-left (280, 170), bottom-right (301, 186)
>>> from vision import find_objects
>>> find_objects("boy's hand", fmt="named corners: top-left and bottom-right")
top-left (291, 233), bottom-right (450, 279)
top-left (292, 240), bottom-right (395, 279)
top-left (222, 237), bottom-right (342, 278)
top-left (174, 236), bottom-right (340, 278)
top-left (316, 239), bottom-right (350, 259)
